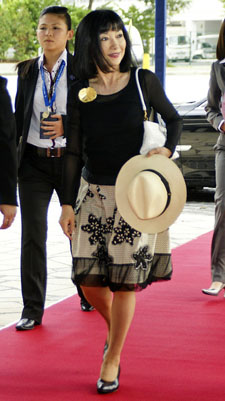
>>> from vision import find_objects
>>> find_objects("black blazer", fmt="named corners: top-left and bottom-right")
top-left (15, 52), bottom-right (75, 166)
top-left (0, 76), bottom-right (17, 205)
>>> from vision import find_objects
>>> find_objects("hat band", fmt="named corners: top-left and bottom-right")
top-left (143, 169), bottom-right (171, 216)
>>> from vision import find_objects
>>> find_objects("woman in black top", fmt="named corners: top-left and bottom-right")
top-left (60, 9), bottom-right (182, 394)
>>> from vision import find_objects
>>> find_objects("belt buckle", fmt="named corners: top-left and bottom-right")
top-left (47, 148), bottom-right (60, 158)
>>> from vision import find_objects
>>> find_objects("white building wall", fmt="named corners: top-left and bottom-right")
top-left (167, 0), bottom-right (224, 59)
top-left (169, 0), bottom-right (224, 36)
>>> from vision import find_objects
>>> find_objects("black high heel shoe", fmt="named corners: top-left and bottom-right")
top-left (97, 366), bottom-right (120, 394)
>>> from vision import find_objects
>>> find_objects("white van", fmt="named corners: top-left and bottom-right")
top-left (192, 34), bottom-right (218, 59)
top-left (166, 35), bottom-right (190, 62)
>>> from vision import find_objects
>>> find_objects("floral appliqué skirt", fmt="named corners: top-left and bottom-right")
top-left (71, 178), bottom-right (172, 292)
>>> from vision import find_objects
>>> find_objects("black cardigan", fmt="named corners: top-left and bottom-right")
top-left (15, 52), bottom-right (76, 167)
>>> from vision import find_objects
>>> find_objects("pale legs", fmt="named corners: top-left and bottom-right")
top-left (81, 286), bottom-right (136, 381)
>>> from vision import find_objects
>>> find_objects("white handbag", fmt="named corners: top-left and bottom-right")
top-left (135, 67), bottom-right (179, 159)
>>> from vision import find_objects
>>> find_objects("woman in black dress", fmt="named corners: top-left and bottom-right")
top-left (60, 9), bottom-right (182, 394)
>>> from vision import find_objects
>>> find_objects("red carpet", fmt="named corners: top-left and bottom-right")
top-left (1, 231), bottom-right (225, 401)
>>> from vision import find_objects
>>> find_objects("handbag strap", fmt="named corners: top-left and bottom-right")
top-left (135, 67), bottom-right (148, 121)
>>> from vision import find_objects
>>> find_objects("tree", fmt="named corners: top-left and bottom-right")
top-left (85, 0), bottom-right (114, 10)
top-left (0, 0), bottom-right (191, 61)
top-left (117, 0), bottom-right (191, 53)
top-left (0, 0), bottom-right (91, 61)
top-left (0, 0), bottom-right (62, 60)
top-left (141, 0), bottom-right (191, 14)
top-left (117, 4), bottom-right (154, 53)
top-left (88, 0), bottom-right (94, 8)
top-left (0, 7), bottom-right (12, 60)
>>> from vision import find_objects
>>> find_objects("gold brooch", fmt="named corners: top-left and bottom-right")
top-left (78, 87), bottom-right (97, 103)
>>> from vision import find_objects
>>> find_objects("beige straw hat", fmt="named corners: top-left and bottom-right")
top-left (115, 154), bottom-right (187, 234)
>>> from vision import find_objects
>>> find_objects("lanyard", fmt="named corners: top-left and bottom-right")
top-left (40, 59), bottom-right (65, 111)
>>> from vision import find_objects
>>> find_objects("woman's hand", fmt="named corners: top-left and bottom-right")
top-left (41, 114), bottom-right (64, 140)
top-left (59, 205), bottom-right (75, 240)
top-left (146, 146), bottom-right (172, 158)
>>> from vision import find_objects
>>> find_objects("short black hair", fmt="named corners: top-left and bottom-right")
top-left (39, 5), bottom-right (71, 31)
top-left (216, 19), bottom-right (225, 60)
top-left (73, 9), bottom-right (133, 80)
top-left (17, 5), bottom-right (72, 76)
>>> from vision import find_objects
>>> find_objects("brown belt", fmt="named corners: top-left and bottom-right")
top-left (26, 143), bottom-right (66, 158)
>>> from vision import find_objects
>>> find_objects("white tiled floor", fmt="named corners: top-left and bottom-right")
top-left (0, 193), bottom-right (75, 329)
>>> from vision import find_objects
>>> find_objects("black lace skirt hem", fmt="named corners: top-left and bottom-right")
top-left (71, 253), bottom-right (172, 292)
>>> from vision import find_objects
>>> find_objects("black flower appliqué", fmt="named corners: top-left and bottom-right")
top-left (112, 217), bottom-right (141, 246)
top-left (82, 214), bottom-right (106, 245)
top-left (92, 245), bottom-right (113, 265)
top-left (133, 246), bottom-right (153, 271)
top-left (104, 212), bottom-right (116, 234)
top-left (83, 188), bottom-right (94, 203)
top-left (96, 186), bottom-right (106, 200)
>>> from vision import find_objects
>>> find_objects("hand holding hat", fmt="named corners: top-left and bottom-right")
top-left (115, 154), bottom-right (187, 234)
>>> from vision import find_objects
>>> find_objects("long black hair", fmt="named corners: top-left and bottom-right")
top-left (73, 9), bottom-right (133, 80)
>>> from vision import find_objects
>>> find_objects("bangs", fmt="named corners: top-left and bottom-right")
top-left (99, 20), bottom-right (124, 34)
top-left (96, 10), bottom-right (124, 34)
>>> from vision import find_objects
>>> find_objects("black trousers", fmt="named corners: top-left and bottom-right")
top-left (18, 147), bottom-right (66, 323)
top-left (18, 146), bottom-right (90, 323)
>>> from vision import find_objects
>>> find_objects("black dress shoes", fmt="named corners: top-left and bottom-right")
top-left (80, 298), bottom-right (95, 312)
top-left (16, 318), bottom-right (39, 331)
top-left (97, 366), bottom-right (120, 394)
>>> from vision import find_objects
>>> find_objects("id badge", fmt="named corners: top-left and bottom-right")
top-left (40, 111), bottom-right (58, 139)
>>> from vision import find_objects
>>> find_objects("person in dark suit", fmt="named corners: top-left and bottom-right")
top-left (0, 76), bottom-right (17, 228)
top-left (15, 6), bottom-right (93, 331)
top-left (202, 20), bottom-right (225, 296)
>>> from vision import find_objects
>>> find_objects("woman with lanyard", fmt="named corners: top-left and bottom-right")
top-left (15, 6), bottom-right (92, 332)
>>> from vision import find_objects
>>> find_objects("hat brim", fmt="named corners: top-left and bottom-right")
top-left (115, 154), bottom-right (187, 234)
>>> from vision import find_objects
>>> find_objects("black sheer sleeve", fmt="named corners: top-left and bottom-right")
top-left (140, 69), bottom-right (183, 154)
top-left (61, 83), bottom-right (83, 206)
